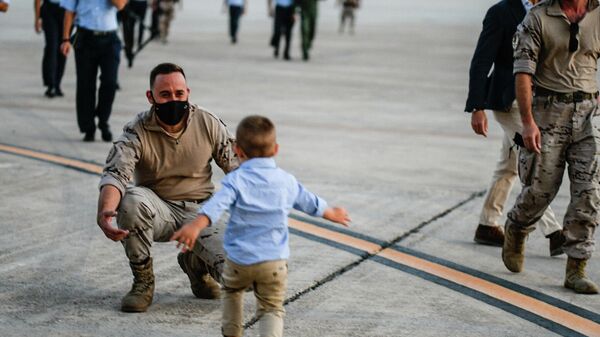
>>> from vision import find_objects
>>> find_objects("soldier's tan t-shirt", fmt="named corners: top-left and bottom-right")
top-left (513, 0), bottom-right (600, 93)
top-left (99, 104), bottom-right (238, 201)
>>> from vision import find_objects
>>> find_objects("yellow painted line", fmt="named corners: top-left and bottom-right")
top-left (0, 144), bottom-right (103, 174)
top-left (290, 216), bottom-right (600, 335)
top-left (2, 143), bottom-right (600, 335)
top-left (288, 218), bottom-right (382, 254)
top-left (378, 249), bottom-right (600, 337)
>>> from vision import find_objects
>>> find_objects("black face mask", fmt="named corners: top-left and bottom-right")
top-left (154, 100), bottom-right (189, 126)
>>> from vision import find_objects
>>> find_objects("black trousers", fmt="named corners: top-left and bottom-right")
top-left (73, 29), bottom-right (121, 133)
top-left (270, 5), bottom-right (295, 55)
top-left (122, 1), bottom-right (148, 56)
top-left (41, 2), bottom-right (66, 90)
top-left (229, 5), bottom-right (243, 41)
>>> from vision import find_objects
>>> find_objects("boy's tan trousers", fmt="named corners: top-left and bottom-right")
top-left (221, 259), bottom-right (288, 337)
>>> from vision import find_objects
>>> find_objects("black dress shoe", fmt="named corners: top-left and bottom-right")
top-left (83, 130), bottom-right (95, 142)
top-left (283, 52), bottom-right (291, 61)
top-left (547, 230), bottom-right (565, 257)
top-left (474, 224), bottom-right (505, 247)
top-left (100, 128), bottom-right (113, 142)
top-left (55, 88), bottom-right (64, 97)
top-left (44, 87), bottom-right (56, 98)
top-left (273, 48), bottom-right (279, 58)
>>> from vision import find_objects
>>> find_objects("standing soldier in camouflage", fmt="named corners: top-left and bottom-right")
top-left (96, 63), bottom-right (238, 312)
top-left (465, 0), bottom-right (564, 255)
top-left (505, 0), bottom-right (600, 294)
top-left (153, 0), bottom-right (177, 43)
top-left (337, 0), bottom-right (359, 34)
top-left (296, 0), bottom-right (318, 61)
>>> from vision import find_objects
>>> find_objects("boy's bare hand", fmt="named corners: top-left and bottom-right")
top-left (323, 207), bottom-right (351, 227)
top-left (170, 216), bottom-right (209, 253)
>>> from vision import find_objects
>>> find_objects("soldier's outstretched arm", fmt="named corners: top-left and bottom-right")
top-left (97, 185), bottom-right (129, 241)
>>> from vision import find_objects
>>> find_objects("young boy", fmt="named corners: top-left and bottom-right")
top-left (171, 115), bottom-right (350, 337)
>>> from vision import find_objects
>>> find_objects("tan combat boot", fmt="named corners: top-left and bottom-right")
top-left (121, 257), bottom-right (155, 312)
top-left (564, 257), bottom-right (599, 294)
top-left (178, 251), bottom-right (221, 299)
top-left (502, 222), bottom-right (529, 273)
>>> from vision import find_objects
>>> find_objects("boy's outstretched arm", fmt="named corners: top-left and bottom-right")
top-left (170, 215), bottom-right (211, 252)
top-left (323, 207), bottom-right (351, 227)
top-left (171, 177), bottom-right (237, 252)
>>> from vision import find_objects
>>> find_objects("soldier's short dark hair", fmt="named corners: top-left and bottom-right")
top-left (236, 115), bottom-right (277, 158)
top-left (149, 63), bottom-right (186, 88)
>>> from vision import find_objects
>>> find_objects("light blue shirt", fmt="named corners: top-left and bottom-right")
top-left (60, 0), bottom-right (119, 31)
top-left (200, 157), bottom-right (328, 266)
top-left (275, 0), bottom-right (294, 7)
top-left (228, 0), bottom-right (244, 6)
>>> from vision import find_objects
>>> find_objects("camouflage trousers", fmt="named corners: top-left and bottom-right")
top-left (507, 95), bottom-right (600, 259)
top-left (116, 185), bottom-right (225, 281)
top-left (157, 0), bottom-right (175, 42)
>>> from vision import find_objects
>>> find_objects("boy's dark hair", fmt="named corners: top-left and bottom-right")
top-left (236, 115), bottom-right (277, 158)
top-left (149, 63), bottom-right (186, 88)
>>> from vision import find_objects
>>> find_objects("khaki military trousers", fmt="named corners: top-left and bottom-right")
top-left (221, 259), bottom-right (288, 337)
top-left (507, 96), bottom-right (600, 259)
top-left (479, 104), bottom-right (562, 236)
top-left (116, 185), bottom-right (225, 279)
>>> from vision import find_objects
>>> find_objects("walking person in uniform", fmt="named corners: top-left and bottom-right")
top-left (60, 0), bottom-right (125, 142)
top-left (223, 0), bottom-right (247, 44)
top-left (121, 0), bottom-right (148, 67)
top-left (35, 0), bottom-right (67, 98)
top-left (172, 115), bottom-right (350, 337)
top-left (465, 0), bottom-right (564, 255)
top-left (268, 0), bottom-right (295, 60)
top-left (505, 0), bottom-right (600, 294)
top-left (337, 0), bottom-right (359, 34)
top-left (97, 63), bottom-right (238, 312)
top-left (296, 0), bottom-right (318, 61)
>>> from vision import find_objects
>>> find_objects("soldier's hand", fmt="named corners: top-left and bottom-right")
top-left (522, 122), bottom-right (541, 154)
top-left (323, 207), bottom-right (351, 227)
top-left (97, 210), bottom-right (129, 241)
top-left (470, 110), bottom-right (488, 137)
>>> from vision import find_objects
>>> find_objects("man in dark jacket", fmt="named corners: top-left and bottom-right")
top-left (465, 0), bottom-right (563, 254)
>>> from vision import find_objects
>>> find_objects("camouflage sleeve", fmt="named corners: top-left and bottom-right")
top-left (98, 124), bottom-right (142, 196)
top-left (210, 116), bottom-right (239, 174)
top-left (513, 11), bottom-right (542, 75)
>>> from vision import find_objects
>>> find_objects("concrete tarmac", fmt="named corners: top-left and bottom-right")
top-left (1, 0), bottom-right (599, 336)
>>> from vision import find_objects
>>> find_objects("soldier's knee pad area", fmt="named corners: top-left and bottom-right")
top-left (117, 195), bottom-right (155, 231)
